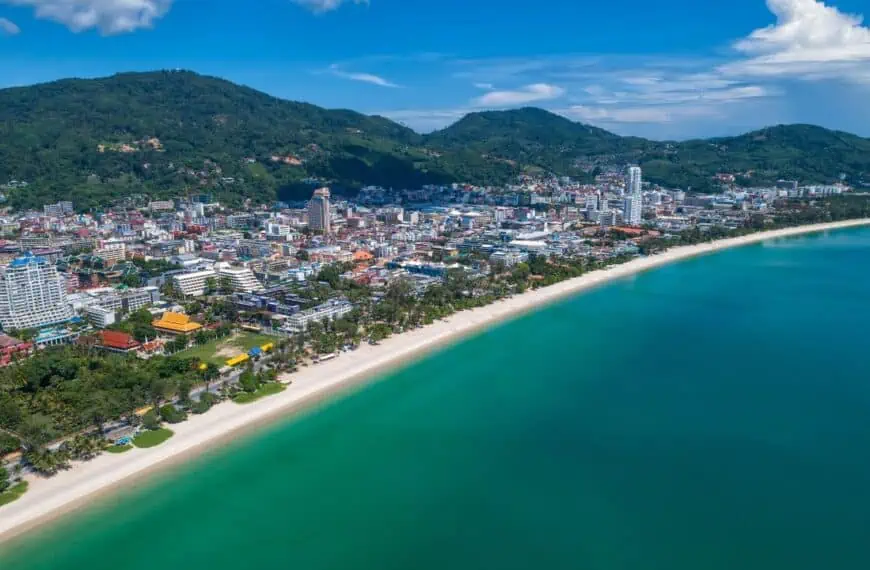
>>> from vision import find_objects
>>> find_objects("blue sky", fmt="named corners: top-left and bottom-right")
top-left (1, 0), bottom-right (870, 139)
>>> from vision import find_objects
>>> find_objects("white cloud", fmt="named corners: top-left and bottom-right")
top-left (381, 108), bottom-right (472, 132)
top-left (473, 83), bottom-right (565, 107)
top-left (562, 104), bottom-right (721, 124)
top-left (0, 16), bottom-right (19, 35)
top-left (329, 64), bottom-right (400, 88)
top-left (473, 82), bottom-right (494, 90)
top-left (724, 0), bottom-right (870, 78)
top-left (291, 0), bottom-right (368, 13)
top-left (3, 0), bottom-right (366, 34)
top-left (4, 0), bottom-right (172, 34)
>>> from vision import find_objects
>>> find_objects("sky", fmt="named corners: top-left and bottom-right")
top-left (1, 0), bottom-right (870, 139)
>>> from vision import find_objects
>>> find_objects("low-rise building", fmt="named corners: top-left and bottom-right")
top-left (489, 250), bottom-right (529, 267)
top-left (97, 330), bottom-right (141, 354)
top-left (85, 305), bottom-right (117, 328)
top-left (0, 334), bottom-right (33, 366)
top-left (171, 269), bottom-right (216, 297)
top-left (284, 299), bottom-right (352, 333)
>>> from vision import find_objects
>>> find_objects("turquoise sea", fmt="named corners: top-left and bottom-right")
top-left (2, 227), bottom-right (870, 570)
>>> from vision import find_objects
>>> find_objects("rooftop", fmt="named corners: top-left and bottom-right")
top-left (99, 330), bottom-right (141, 350)
top-left (152, 311), bottom-right (203, 333)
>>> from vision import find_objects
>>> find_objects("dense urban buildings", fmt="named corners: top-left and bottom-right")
top-left (0, 164), bottom-right (856, 361)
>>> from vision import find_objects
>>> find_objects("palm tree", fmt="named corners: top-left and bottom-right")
top-left (202, 363), bottom-right (220, 394)
top-left (62, 435), bottom-right (104, 461)
top-left (24, 447), bottom-right (71, 476)
top-left (148, 377), bottom-right (176, 420)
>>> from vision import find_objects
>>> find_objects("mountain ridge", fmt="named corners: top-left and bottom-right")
top-left (1, 70), bottom-right (868, 209)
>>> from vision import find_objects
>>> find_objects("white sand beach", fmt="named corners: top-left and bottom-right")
top-left (1, 218), bottom-right (868, 543)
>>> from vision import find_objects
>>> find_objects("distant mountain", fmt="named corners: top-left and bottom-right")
top-left (1, 70), bottom-right (868, 209)
top-left (432, 111), bottom-right (870, 191)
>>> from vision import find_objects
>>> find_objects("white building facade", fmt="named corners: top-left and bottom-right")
top-left (623, 194), bottom-right (642, 226)
top-left (0, 254), bottom-right (75, 330)
top-left (625, 166), bottom-right (642, 196)
top-left (217, 265), bottom-right (263, 293)
top-left (285, 299), bottom-right (352, 333)
top-left (172, 269), bottom-right (217, 297)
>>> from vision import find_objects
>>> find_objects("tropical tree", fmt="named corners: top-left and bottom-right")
top-left (368, 323), bottom-right (392, 344)
top-left (218, 276), bottom-right (233, 295)
top-left (238, 367), bottom-right (259, 393)
top-left (17, 413), bottom-right (58, 449)
top-left (24, 447), bottom-right (71, 476)
top-left (202, 363), bottom-right (220, 394)
top-left (61, 435), bottom-right (104, 461)
top-left (148, 377), bottom-right (176, 419)
top-left (141, 410), bottom-right (161, 431)
top-left (0, 465), bottom-right (10, 493)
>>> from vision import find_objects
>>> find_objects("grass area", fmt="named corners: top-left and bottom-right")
top-left (0, 481), bottom-right (28, 507)
top-left (132, 428), bottom-right (174, 449)
top-left (179, 332), bottom-right (276, 366)
top-left (233, 383), bottom-right (286, 404)
top-left (106, 444), bottom-right (134, 454)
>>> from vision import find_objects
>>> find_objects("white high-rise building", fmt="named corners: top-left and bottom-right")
top-left (308, 187), bottom-right (332, 234)
top-left (626, 166), bottom-right (643, 196)
top-left (623, 194), bottom-right (642, 226)
top-left (0, 254), bottom-right (75, 330)
top-left (623, 166), bottom-right (643, 226)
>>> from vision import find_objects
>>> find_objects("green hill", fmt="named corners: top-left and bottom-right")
top-left (0, 70), bottom-right (446, 209)
top-left (1, 70), bottom-right (868, 209)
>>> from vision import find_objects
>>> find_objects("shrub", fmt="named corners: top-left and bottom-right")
top-left (0, 432), bottom-right (21, 455)
top-left (191, 392), bottom-right (217, 415)
top-left (141, 410), bottom-right (161, 431)
top-left (159, 404), bottom-right (188, 424)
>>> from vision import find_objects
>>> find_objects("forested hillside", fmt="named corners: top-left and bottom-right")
top-left (2, 70), bottom-right (868, 209)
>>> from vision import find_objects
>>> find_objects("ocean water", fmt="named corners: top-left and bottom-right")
top-left (2, 227), bottom-right (870, 570)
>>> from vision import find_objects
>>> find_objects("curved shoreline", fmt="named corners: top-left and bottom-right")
top-left (1, 218), bottom-right (869, 545)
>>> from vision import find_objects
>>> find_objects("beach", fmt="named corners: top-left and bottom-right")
top-left (1, 218), bottom-right (868, 544)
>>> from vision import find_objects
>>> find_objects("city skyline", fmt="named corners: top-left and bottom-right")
top-left (0, 0), bottom-right (868, 139)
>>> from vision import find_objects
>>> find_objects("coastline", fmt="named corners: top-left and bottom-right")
top-left (1, 218), bottom-right (868, 545)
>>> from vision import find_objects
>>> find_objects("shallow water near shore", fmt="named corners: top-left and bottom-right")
top-left (2, 227), bottom-right (870, 570)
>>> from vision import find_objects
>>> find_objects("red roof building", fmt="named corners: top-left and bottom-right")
top-left (98, 330), bottom-right (141, 353)
top-left (0, 334), bottom-right (33, 367)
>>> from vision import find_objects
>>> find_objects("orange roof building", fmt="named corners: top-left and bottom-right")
top-left (152, 311), bottom-right (203, 335)
top-left (353, 250), bottom-right (374, 262)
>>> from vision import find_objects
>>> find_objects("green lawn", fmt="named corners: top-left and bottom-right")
top-left (0, 481), bottom-right (28, 507)
top-left (133, 428), bottom-right (174, 449)
top-left (179, 332), bottom-right (276, 366)
top-left (106, 444), bottom-right (134, 454)
top-left (233, 383), bottom-right (286, 404)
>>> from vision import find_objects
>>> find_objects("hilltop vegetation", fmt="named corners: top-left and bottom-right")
top-left (1, 70), bottom-right (869, 209)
